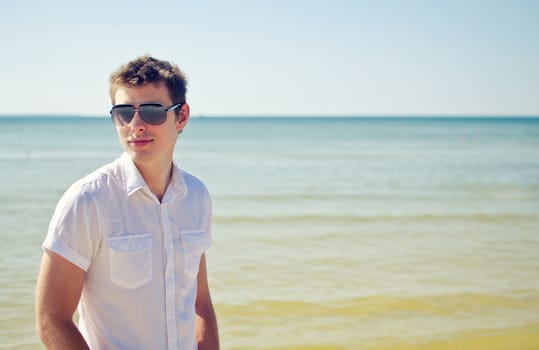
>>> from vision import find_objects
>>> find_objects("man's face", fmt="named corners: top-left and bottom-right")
top-left (112, 83), bottom-right (189, 168)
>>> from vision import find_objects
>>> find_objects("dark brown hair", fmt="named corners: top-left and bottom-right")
top-left (109, 55), bottom-right (188, 113)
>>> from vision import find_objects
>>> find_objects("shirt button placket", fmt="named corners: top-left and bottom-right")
top-left (161, 204), bottom-right (177, 349)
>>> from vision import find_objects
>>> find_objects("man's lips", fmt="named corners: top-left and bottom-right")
top-left (128, 139), bottom-right (153, 147)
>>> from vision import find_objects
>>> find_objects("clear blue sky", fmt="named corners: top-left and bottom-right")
top-left (1, 0), bottom-right (538, 116)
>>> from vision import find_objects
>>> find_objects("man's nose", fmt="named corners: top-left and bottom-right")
top-left (130, 110), bottom-right (146, 130)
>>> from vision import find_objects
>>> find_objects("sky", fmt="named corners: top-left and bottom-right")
top-left (0, 0), bottom-right (538, 117)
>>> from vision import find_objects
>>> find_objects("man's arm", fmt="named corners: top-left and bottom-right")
top-left (35, 250), bottom-right (90, 350)
top-left (195, 253), bottom-right (220, 350)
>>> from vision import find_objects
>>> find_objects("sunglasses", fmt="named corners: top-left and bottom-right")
top-left (110, 102), bottom-right (183, 126)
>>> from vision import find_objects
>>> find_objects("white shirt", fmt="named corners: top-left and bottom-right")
top-left (43, 153), bottom-right (212, 350)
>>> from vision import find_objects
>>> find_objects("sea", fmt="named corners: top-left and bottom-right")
top-left (0, 116), bottom-right (538, 349)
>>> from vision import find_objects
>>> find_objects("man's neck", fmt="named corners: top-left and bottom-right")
top-left (134, 160), bottom-right (173, 202)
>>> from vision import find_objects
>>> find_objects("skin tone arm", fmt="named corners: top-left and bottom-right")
top-left (35, 250), bottom-right (90, 350)
top-left (195, 254), bottom-right (220, 350)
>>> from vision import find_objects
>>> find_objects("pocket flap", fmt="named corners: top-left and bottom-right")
top-left (109, 233), bottom-right (152, 252)
top-left (180, 230), bottom-right (211, 248)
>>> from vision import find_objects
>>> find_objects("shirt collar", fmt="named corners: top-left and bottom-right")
top-left (120, 153), bottom-right (146, 197)
top-left (165, 159), bottom-right (188, 202)
top-left (120, 152), bottom-right (187, 200)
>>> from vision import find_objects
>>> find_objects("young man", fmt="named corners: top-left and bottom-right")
top-left (36, 56), bottom-right (219, 350)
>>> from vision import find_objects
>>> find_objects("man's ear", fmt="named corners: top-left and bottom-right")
top-left (176, 103), bottom-right (190, 132)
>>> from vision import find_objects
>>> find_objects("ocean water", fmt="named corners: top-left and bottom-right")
top-left (0, 116), bottom-right (538, 349)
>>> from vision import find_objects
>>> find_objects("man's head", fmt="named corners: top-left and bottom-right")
top-left (109, 56), bottom-right (191, 166)
top-left (109, 55), bottom-right (188, 117)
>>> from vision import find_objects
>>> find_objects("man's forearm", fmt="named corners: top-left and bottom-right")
top-left (195, 306), bottom-right (220, 350)
top-left (38, 319), bottom-right (90, 350)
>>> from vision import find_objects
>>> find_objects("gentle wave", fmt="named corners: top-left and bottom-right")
top-left (215, 294), bottom-right (539, 349)
top-left (0, 151), bottom-right (115, 160)
top-left (216, 292), bottom-right (539, 318)
top-left (214, 213), bottom-right (539, 225)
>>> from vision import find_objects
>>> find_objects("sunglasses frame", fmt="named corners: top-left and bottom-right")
top-left (110, 102), bottom-right (183, 126)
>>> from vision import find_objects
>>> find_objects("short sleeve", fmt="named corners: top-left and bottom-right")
top-left (43, 181), bottom-right (102, 271)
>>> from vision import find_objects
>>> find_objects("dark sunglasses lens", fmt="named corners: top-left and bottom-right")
top-left (139, 105), bottom-right (167, 125)
top-left (111, 106), bottom-right (135, 125)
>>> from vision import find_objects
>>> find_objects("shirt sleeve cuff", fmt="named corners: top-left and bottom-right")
top-left (42, 238), bottom-right (91, 271)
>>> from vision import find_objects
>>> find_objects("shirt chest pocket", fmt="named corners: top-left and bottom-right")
top-left (108, 234), bottom-right (152, 289)
top-left (181, 230), bottom-right (211, 278)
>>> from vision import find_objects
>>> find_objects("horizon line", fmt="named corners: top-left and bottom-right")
top-left (1, 114), bottom-right (539, 119)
